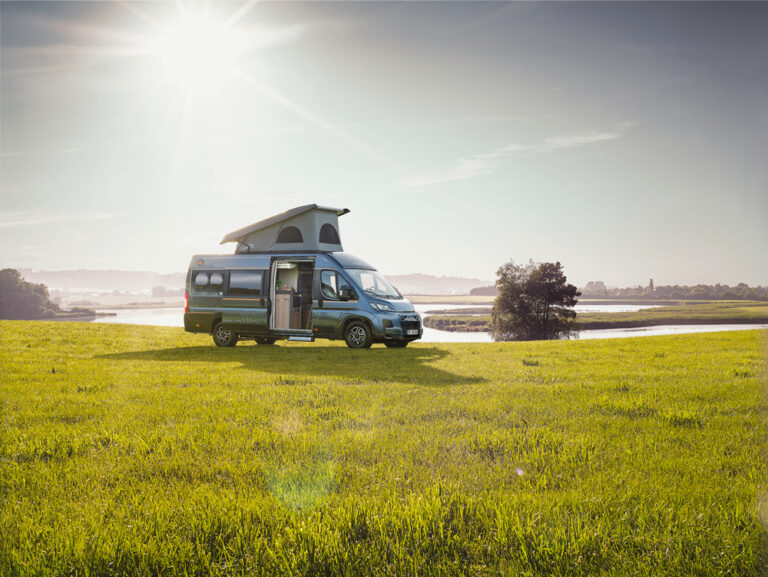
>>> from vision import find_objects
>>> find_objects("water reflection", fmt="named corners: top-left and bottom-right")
top-left (92, 305), bottom-right (766, 342)
top-left (575, 323), bottom-right (768, 340)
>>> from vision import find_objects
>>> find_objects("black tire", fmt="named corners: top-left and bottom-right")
top-left (255, 337), bottom-right (277, 345)
top-left (385, 341), bottom-right (408, 348)
top-left (212, 323), bottom-right (239, 347)
top-left (344, 321), bottom-right (372, 349)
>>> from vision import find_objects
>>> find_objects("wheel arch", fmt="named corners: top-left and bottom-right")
top-left (209, 314), bottom-right (224, 334)
top-left (341, 315), bottom-right (372, 338)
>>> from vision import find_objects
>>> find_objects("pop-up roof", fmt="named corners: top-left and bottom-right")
top-left (221, 204), bottom-right (350, 253)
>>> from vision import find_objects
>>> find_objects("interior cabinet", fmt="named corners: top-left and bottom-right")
top-left (274, 291), bottom-right (292, 329)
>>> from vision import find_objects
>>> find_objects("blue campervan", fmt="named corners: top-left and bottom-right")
top-left (183, 205), bottom-right (422, 348)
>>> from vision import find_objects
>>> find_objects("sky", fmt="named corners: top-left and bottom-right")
top-left (1, 1), bottom-right (767, 287)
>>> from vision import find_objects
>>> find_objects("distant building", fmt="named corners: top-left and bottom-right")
top-left (649, 278), bottom-right (654, 296)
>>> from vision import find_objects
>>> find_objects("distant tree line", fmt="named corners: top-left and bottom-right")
top-left (0, 268), bottom-right (61, 319)
top-left (581, 280), bottom-right (768, 301)
top-left (469, 286), bottom-right (498, 296)
top-left (474, 281), bottom-right (768, 301)
top-left (151, 286), bottom-right (185, 297)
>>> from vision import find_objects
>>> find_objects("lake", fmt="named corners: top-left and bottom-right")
top-left (91, 304), bottom-right (767, 342)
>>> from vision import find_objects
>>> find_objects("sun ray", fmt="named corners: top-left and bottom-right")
top-left (117, 2), bottom-right (170, 35)
top-left (232, 69), bottom-right (403, 173)
top-left (174, 0), bottom-right (190, 20)
top-left (224, 0), bottom-right (261, 29)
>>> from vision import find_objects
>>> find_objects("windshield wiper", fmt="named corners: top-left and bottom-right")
top-left (364, 288), bottom-right (402, 299)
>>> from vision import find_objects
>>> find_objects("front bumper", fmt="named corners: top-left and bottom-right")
top-left (382, 313), bottom-right (423, 341)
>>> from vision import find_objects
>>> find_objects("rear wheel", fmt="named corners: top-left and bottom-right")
top-left (344, 321), bottom-right (372, 349)
top-left (212, 323), bottom-right (238, 347)
top-left (255, 337), bottom-right (277, 345)
top-left (385, 341), bottom-right (408, 348)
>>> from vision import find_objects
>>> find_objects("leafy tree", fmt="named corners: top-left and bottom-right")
top-left (0, 268), bottom-right (60, 320)
top-left (491, 260), bottom-right (580, 341)
top-left (582, 280), bottom-right (608, 298)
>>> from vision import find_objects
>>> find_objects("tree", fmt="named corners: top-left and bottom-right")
top-left (0, 268), bottom-right (60, 320)
top-left (490, 260), bottom-right (580, 341)
top-left (582, 280), bottom-right (608, 298)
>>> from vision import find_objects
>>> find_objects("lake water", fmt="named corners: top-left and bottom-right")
top-left (92, 304), bottom-right (766, 342)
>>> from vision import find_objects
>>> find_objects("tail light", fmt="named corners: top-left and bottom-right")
top-left (184, 292), bottom-right (188, 313)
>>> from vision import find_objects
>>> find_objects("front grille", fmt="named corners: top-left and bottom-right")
top-left (400, 318), bottom-right (421, 332)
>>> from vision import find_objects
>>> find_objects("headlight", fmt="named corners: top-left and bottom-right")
top-left (370, 301), bottom-right (394, 312)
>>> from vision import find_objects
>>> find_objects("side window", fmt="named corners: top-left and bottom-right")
top-left (320, 270), bottom-right (338, 299)
top-left (229, 270), bottom-right (264, 296)
top-left (337, 274), bottom-right (352, 293)
top-left (193, 271), bottom-right (226, 292)
top-left (319, 223), bottom-right (340, 244)
top-left (276, 226), bottom-right (303, 244)
top-left (320, 270), bottom-right (353, 299)
top-left (209, 272), bottom-right (224, 288)
top-left (193, 272), bottom-right (209, 289)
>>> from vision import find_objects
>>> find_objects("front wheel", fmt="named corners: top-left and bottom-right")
top-left (344, 321), bottom-right (372, 349)
top-left (212, 323), bottom-right (239, 347)
top-left (385, 341), bottom-right (408, 348)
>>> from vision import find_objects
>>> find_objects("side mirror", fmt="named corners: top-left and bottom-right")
top-left (339, 286), bottom-right (353, 300)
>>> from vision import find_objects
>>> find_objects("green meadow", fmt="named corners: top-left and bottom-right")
top-left (1, 321), bottom-right (766, 576)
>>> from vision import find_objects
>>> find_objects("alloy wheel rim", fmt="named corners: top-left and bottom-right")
top-left (349, 326), bottom-right (366, 346)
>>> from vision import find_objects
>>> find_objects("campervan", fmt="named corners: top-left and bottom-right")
top-left (183, 205), bottom-right (422, 348)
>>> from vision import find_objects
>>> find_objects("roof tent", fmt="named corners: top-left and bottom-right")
top-left (221, 204), bottom-right (350, 253)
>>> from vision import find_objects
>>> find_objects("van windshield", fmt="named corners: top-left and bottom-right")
top-left (346, 269), bottom-right (402, 300)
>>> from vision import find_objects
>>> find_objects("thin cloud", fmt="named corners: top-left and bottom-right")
top-left (0, 213), bottom-right (116, 229)
top-left (409, 122), bottom-right (635, 187)
top-left (407, 157), bottom-right (495, 188)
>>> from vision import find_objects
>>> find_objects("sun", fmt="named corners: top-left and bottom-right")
top-left (146, 10), bottom-right (248, 91)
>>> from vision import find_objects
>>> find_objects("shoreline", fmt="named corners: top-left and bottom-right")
top-left (424, 316), bottom-right (768, 333)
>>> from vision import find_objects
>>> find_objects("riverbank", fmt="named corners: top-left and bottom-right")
top-left (424, 301), bottom-right (768, 332)
top-left (62, 295), bottom-right (185, 310)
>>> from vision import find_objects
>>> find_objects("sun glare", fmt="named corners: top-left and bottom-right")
top-left (148, 13), bottom-right (247, 90)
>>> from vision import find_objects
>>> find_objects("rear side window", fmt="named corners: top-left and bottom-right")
top-left (209, 272), bottom-right (224, 288)
top-left (193, 271), bottom-right (226, 291)
top-left (229, 270), bottom-right (264, 296)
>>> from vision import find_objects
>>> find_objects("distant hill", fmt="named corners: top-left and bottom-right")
top-left (386, 274), bottom-right (492, 295)
top-left (18, 269), bottom-right (186, 293)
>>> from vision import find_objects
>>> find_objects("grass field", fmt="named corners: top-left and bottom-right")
top-left (1, 321), bottom-right (766, 575)
top-left (425, 301), bottom-right (768, 332)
